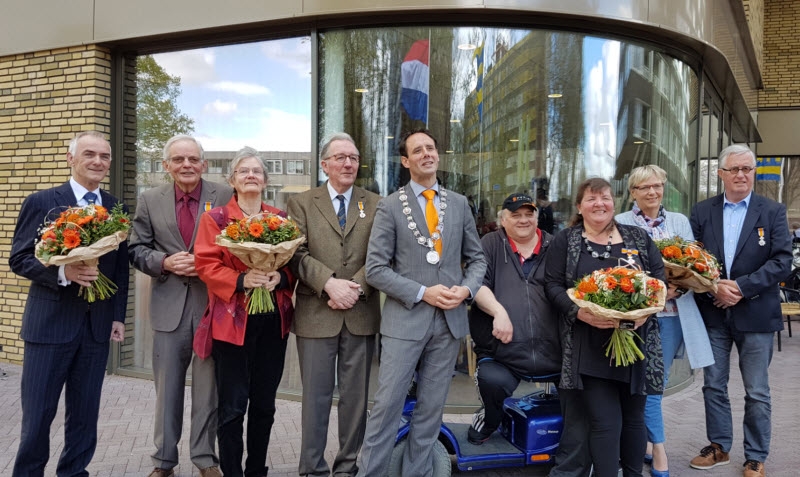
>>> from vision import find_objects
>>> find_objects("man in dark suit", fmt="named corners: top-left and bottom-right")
top-left (287, 133), bottom-right (381, 477)
top-left (129, 135), bottom-right (232, 477)
top-left (9, 130), bottom-right (129, 476)
top-left (360, 129), bottom-right (486, 476)
top-left (689, 144), bottom-right (791, 477)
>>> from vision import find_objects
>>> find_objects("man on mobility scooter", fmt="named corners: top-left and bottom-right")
top-left (468, 193), bottom-right (591, 476)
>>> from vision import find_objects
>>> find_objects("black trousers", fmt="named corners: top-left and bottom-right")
top-left (475, 360), bottom-right (519, 432)
top-left (212, 313), bottom-right (287, 477)
top-left (580, 375), bottom-right (647, 477)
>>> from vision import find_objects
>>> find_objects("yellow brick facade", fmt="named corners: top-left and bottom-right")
top-left (0, 45), bottom-right (112, 364)
top-left (760, 0), bottom-right (800, 108)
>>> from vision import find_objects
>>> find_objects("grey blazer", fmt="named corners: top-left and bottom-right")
top-left (365, 186), bottom-right (486, 340)
top-left (128, 179), bottom-right (234, 332)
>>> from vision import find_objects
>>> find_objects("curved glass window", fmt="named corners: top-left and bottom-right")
top-left (319, 27), bottom-right (698, 405)
top-left (319, 27), bottom-right (698, 233)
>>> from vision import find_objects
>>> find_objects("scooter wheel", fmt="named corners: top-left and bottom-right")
top-left (384, 438), bottom-right (451, 477)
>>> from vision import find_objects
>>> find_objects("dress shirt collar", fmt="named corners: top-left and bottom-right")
top-left (723, 191), bottom-right (752, 208)
top-left (69, 177), bottom-right (102, 205)
top-left (326, 181), bottom-right (353, 203)
top-left (175, 182), bottom-right (202, 202)
top-left (408, 180), bottom-right (439, 198)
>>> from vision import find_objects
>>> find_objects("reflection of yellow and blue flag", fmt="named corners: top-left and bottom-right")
top-left (474, 43), bottom-right (484, 122)
top-left (756, 156), bottom-right (782, 181)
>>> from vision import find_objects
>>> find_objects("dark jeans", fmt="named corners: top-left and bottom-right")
top-left (580, 375), bottom-right (647, 477)
top-left (212, 313), bottom-right (288, 477)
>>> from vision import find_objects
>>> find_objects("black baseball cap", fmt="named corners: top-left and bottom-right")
top-left (502, 193), bottom-right (537, 212)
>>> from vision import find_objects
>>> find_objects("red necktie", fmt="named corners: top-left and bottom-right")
top-left (179, 195), bottom-right (195, 247)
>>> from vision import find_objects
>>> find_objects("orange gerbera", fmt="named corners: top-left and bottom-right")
top-left (225, 223), bottom-right (241, 240)
top-left (267, 216), bottom-right (282, 231)
top-left (42, 229), bottom-right (57, 241)
top-left (620, 276), bottom-right (635, 293)
top-left (577, 277), bottom-right (599, 294)
top-left (605, 276), bottom-right (619, 290)
top-left (66, 213), bottom-right (81, 224)
top-left (62, 230), bottom-right (81, 249)
top-left (77, 215), bottom-right (94, 226)
top-left (248, 221), bottom-right (265, 237)
top-left (662, 245), bottom-right (683, 259)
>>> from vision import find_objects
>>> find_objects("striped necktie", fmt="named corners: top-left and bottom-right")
top-left (336, 195), bottom-right (346, 230)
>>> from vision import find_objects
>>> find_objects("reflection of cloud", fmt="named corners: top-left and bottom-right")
top-left (209, 81), bottom-right (271, 96)
top-left (585, 39), bottom-right (620, 176)
top-left (261, 39), bottom-right (311, 78)
top-left (154, 49), bottom-right (216, 84)
top-left (203, 100), bottom-right (238, 115)
top-left (197, 108), bottom-right (310, 152)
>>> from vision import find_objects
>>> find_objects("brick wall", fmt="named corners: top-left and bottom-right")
top-left (0, 45), bottom-right (113, 364)
top-left (760, 0), bottom-right (800, 108)
top-left (743, 0), bottom-right (764, 74)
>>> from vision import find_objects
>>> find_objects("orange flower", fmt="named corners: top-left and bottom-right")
top-left (77, 215), bottom-right (93, 226)
top-left (267, 216), bottom-right (282, 231)
top-left (66, 213), bottom-right (81, 224)
top-left (662, 245), bottom-right (683, 259)
top-left (577, 277), bottom-right (599, 294)
top-left (604, 276), bottom-right (618, 290)
top-left (225, 223), bottom-right (241, 240)
top-left (620, 277), bottom-right (635, 293)
top-left (62, 230), bottom-right (81, 249)
top-left (685, 246), bottom-right (701, 259)
top-left (248, 221), bottom-right (265, 237)
top-left (647, 278), bottom-right (663, 291)
top-left (694, 262), bottom-right (708, 273)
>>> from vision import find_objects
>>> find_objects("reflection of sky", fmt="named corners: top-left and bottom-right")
top-left (583, 37), bottom-right (620, 178)
top-left (152, 38), bottom-right (312, 152)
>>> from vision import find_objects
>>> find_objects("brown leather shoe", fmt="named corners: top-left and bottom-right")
top-left (147, 469), bottom-right (174, 477)
top-left (690, 443), bottom-right (731, 469)
top-left (199, 466), bottom-right (223, 477)
top-left (743, 460), bottom-right (765, 477)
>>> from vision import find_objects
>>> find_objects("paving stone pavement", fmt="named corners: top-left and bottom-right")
top-left (0, 331), bottom-right (797, 477)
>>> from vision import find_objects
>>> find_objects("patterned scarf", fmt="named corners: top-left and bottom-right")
top-left (631, 202), bottom-right (670, 240)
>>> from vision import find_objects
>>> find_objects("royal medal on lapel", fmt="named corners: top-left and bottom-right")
top-left (358, 201), bottom-right (366, 218)
top-left (621, 248), bottom-right (639, 266)
top-left (204, 201), bottom-right (212, 212)
top-left (758, 227), bottom-right (765, 246)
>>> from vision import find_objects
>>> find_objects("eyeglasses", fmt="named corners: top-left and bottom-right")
top-left (719, 166), bottom-right (755, 175)
top-left (235, 168), bottom-right (264, 177)
top-left (325, 154), bottom-right (360, 164)
top-left (169, 155), bottom-right (202, 165)
top-left (632, 183), bottom-right (664, 192)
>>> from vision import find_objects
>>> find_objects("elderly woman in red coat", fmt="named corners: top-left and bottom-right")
top-left (194, 146), bottom-right (294, 477)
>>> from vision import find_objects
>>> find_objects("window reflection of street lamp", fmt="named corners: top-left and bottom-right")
top-left (354, 88), bottom-right (368, 93)
top-left (548, 93), bottom-right (563, 98)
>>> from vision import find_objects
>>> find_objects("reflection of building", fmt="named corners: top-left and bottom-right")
top-left (615, 45), bottom-right (695, 210)
top-left (462, 32), bottom-right (583, 226)
top-left (136, 151), bottom-right (312, 211)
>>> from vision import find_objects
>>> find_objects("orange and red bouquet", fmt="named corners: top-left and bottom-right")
top-left (655, 236), bottom-right (721, 293)
top-left (36, 203), bottom-right (130, 302)
top-left (216, 213), bottom-right (305, 314)
top-left (569, 265), bottom-right (666, 366)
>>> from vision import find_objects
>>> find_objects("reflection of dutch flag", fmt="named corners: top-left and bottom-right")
top-left (401, 40), bottom-right (429, 124)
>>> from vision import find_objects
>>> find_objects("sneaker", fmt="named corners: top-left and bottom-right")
top-left (742, 460), bottom-right (765, 477)
top-left (689, 443), bottom-right (730, 470)
top-left (467, 424), bottom-right (494, 445)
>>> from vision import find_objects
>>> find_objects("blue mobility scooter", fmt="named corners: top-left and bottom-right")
top-left (385, 375), bottom-right (563, 476)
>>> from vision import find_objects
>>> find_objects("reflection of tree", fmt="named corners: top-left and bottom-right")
top-left (136, 55), bottom-right (194, 185)
top-left (320, 29), bottom-right (455, 195)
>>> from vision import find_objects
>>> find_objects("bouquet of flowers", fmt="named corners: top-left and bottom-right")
top-left (36, 203), bottom-right (130, 302)
top-left (568, 265), bottom-right (666, 366)
top-left (216, 213), bottom-right (305, 314)
top-left (655, 236), bottom-right (721, 293)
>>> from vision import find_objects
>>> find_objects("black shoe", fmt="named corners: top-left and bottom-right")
top-left (467, 425), bottom-right (494, 445)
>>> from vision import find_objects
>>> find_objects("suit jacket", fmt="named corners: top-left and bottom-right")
top-left (9, 182), bottom-right (129, 344)
top-left (690, 192), bottom-right (792, 332)
top-left (287, 184), bottom-right (381, 338)
top-left (365, 185), bottom-right (486, 340)
top-left (128, 179), bottom-right (233, 332)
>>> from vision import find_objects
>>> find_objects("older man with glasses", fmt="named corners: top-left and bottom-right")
top-left (129, 135), bottom-right (232, 477)
top-left (689, 144), bottom-right (791, 477)
top-left (287, 133), bottom-right (382, 477)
